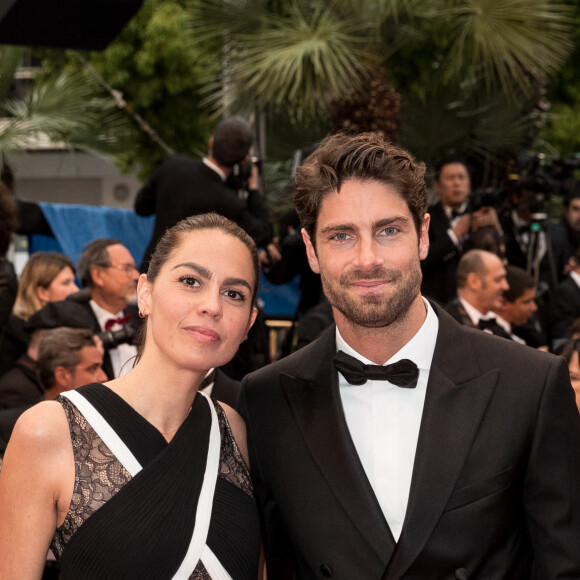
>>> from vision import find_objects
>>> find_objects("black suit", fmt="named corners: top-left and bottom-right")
top-left (209, 369), bottom-right (242, 411)
top-left (68, 293), bottom-right (141, 381)
top-left (240, 303), bottom-right (580, 579)
top-left (135, 155), bottom-right (272, 270)
top-left (421, 202), bottom-right (462, 304)
top-left (547, 275), bottom-right (580, 341)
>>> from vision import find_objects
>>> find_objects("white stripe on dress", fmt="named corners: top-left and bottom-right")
top-left (61, 389), bottom-right (143, 477)
top-left (172, 391), bottom-right (231, 579)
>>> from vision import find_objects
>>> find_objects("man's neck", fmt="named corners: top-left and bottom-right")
top-left (91, 291), bottom-right (126, 315)
top-left (205, 156), bottom-right (232, 179)
top-left (333, 295), bottom-right (427, 365)
top-left (457, 291), bottom-right (488, 316)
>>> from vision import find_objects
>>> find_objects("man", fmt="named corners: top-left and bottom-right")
top-left (548, 246), bottom-right (580, 348)
top-left (500, 178), bottom-right (569, 292)
top-left (0, 326), bottom-right (106, 459)
top-left (36, 327), bottom-right (107, 399)
top-left (444, 249), bottom-right (511, 339)
top-left (420, 159), bottom-right (471, 304)
top-left (421, 159), bottom-right (503, 305)
top-left (135, 116), bottom-right (273, 271)
top-left (240, 132), bottom-right (580, 579)
top-left (493, 265), bottom-right (548, 349)
top-left (560, 186), bottom-right (580, 273)
top-left (74, 238), bottom-right (141, 380)
top-left (0, 300), bottom-right (96, 409)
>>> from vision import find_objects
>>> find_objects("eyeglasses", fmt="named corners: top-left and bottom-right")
top-left (100, 264), bottom-right (138, 275)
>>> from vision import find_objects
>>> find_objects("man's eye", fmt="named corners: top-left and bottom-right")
top-left (381, 227), bottom-right (399, 236)
top-left (331, 232), bottom-right (351, 241)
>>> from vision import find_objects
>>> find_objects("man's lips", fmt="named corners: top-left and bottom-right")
top-left (183, 325), bottom-right (221, 343)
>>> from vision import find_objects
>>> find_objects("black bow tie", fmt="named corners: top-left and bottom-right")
top-left (477, 318), bottom-right (511, 339)
top-left (334, 350), bottom-right (419, 388)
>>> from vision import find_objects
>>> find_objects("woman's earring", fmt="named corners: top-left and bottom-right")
top-left (139, 309), bottom-right (146, 319)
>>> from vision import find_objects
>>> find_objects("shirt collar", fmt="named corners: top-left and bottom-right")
top-left (443, 202), bottom-right (468, 219)
top-left (203, 157), bottom-right (227, 182)
top-left (457, 295), bottom-right (493, 325)
top-left (571, 270), bottom-right (580, 290)
top-left (335, 298), bottom-right (439, 372)
top-left (90, 299), bottom-right (124, 331)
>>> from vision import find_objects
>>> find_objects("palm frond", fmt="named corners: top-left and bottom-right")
top-left (444, 0), bottom-right (574, 97)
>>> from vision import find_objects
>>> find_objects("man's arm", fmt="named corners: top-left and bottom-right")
top-left (524, 357), bottom-right (580, 577)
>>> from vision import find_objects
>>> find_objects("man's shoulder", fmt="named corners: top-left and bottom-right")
top-left (244, 327), bottom-right (334, 385)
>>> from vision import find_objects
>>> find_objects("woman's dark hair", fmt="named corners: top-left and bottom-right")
top-left (555, 338), bottom-right (580, 364)
top-left (136, 213), bottom-right (259, 358)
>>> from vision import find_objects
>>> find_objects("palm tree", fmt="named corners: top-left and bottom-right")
top-left (0, 45), bottom-right (135, 176)
top-left (186, 0), bottom-right (574, 183)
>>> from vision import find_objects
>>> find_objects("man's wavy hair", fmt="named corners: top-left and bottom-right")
top-left (292, 132), bottom-right (428, 244)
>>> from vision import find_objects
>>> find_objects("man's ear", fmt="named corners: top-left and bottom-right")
top-left (54, 366), bottom-right (73, 390)
top-left (301, 228), bottom-right (320, 274)
top-left (466, 272), bottom-right (481, 290)
top-left (90, 264), bottom-right (105, 288)
top-left (137, 274), bottom-right (152, 316)
top-left (419, 214), bottom-right (430, 260)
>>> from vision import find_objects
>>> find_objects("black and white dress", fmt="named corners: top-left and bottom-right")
top-left (51, 383), bottom-right (260, 579)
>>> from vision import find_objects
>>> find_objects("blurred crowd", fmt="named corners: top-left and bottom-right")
top-left (2, 127), bottom-right (580, 468)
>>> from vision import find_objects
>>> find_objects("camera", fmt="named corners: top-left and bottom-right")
top-left (97, 325), bottom-right (136, 351)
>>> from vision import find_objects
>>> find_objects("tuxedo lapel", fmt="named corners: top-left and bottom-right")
top-left (281, 328), bottom-right (396, 565)
top-left (383, 306), bottom-right (500, 579)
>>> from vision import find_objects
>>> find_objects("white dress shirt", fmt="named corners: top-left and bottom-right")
top-left (337, 299), bottom-right (439, 541)
top-left (90, 300), bottom-right (138, 379)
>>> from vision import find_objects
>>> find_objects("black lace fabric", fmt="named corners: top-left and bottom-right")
top-left (51, 394), bottom-right (253, 579)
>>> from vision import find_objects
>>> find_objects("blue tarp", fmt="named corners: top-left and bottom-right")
top-left (30, 203), bottom-right (299, 318)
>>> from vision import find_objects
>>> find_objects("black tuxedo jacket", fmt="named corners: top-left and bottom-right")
top-left (135, 155), bottom-right (272, 269)
top-left (421, 202), bottom-right (461, 304)
top-left (210, 369), bottom-right (242, 411)
top-left (240, 304), bottom-right (580, 579)
top-left (70, 297), bottom-right (141, 380)
top-left (548, 276), bottom-right (580, 341)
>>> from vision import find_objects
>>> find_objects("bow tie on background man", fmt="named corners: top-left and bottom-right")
top-left (477, 317), bottom-right (511, 340)
top-left (104, 312), bottom-right (132, 331)
top-left (333, 350), bottom-right (419, 388)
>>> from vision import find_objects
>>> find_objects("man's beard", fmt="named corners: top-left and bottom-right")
top-left (321, 262), bottom-right (422, 329)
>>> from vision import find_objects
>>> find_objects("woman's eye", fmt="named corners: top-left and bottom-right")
top-left (179, 276), bottom-right (200, 288)
top-left (223, 289), bottom-right (246, 301)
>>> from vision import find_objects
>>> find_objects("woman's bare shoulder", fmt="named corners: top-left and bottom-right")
top-left (9, 401), bottom-right (70, 457)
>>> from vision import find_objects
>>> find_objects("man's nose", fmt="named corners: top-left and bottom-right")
top-left (354, 237), bottom-right (383, 271)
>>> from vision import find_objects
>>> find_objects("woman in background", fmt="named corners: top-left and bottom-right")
top-left (0, 213), bottom-right (262, 579)
top-left (0, 252), bottom-right (79, 377)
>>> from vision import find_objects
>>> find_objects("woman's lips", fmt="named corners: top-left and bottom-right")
top-left (184, 325), bottom-right (221, 343)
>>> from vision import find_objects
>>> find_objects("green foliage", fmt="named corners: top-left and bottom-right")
top-left (83, 0), bottom-right (214, 178)
top-left (0, 52), bottom-right (134, 160)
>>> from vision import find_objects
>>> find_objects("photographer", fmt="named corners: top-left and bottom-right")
top-left (135, 116), bottom-right (274, 272)
top-left (421, 159), bottom-right (502, 304)
top-left (500, 176), bottom-right (569, 293)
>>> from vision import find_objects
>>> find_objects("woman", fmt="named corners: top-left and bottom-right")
top-left (12, 251), bottom-right (79, 320)
top-left (0, 213), bottom-right (261, 579)
top-left (0, 252), bottom-right (79, 377)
